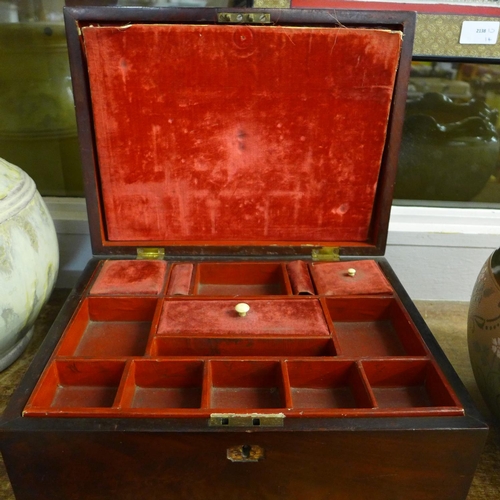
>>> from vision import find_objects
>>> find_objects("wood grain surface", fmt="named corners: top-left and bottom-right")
top-left (0, 291), bottom-right (498, 499)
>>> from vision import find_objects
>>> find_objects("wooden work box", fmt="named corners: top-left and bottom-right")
top-left (0, 7), bottom-right (488, 500)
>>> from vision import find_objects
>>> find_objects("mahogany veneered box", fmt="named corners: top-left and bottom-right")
top-left (0, 7), bottom-right (488, 500)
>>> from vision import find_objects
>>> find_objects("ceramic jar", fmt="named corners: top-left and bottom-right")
top-left (468, 249), bottom-right (500, 420)
top-left (395, 93), bottom-right (499, 201)
top-left (0, 157), bottom-right (58, 370)
top-left (0, 21), bottom-right (83, 196)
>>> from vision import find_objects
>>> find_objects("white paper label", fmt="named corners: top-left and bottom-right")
top-left (460, 21), bottom-right (499, 45)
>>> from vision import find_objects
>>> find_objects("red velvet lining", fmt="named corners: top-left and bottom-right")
top-left (157, 299), bottom-right (329, 336)
top-left (287, 260), bottom-right (315, 295)
top-left (82, 24), bottom-right (402, 245)
top-left (311, 260), bottom-right (393, 296)
top-left (90, 260), bottom-right (167, 295)
top-left (166, 263), bottom-right (194, 295)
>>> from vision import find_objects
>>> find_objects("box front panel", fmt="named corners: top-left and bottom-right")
top-left (1, 428), bottom-right (485, 500)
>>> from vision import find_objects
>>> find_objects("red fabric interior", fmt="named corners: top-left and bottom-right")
top-left (82, 24), bottom-right (402, 245)
top-left (286, 260), bottom-right (315, 295)
top-left (166, 263), bottom-right (194, 295)
top-left (311, 260), bottom-right (393, 296)
top-left (157, 299), bottom-right (329, 336)
top-left (90, 260), bottom-right (167, 295)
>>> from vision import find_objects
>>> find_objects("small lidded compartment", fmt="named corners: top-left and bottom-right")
top-left (311, 260), bottom-right (393, 296)
top-left (24, 360), bottom-right (125, 414)
top-left (157, 299), bottom-right (330, 337)
top-left (325, 297), bottom-right (427, 357)
top-left (209, 360), bottom-right (286, 410)
top-left (287, 360), bottom-right (375, 410)
top-left (123, 360), bottom-right (204, 409)
top-left (193, 262), bottom-right (290, 296)
top-left (55, 297), bottom-right (158, 357)
top-left (90, 260), bottom-right (168, 296)
top-left (362, 360), bottom-right (461, 411)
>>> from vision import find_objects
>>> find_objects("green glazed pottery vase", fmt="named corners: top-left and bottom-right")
top-left (468, 249), bottom-right (500, 420)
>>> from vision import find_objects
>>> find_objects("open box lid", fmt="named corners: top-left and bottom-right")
top-left (64, 7), bottom-right (415, 259)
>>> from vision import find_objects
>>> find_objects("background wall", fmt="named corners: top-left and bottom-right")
top-left (47, 199), bottom-right (500, 301)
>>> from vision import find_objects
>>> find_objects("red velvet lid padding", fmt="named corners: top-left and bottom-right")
top-left (82, 24), bottom-right (402, 247)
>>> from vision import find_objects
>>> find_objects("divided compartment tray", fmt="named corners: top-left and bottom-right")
top-left (24, 358), bottom-right (463, 418)
top-left (23, 258), bottom-right (463, 419)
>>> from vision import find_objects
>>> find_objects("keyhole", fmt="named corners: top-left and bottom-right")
top-left (241, 444), bottom-right (252, 458)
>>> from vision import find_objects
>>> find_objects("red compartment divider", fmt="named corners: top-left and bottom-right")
top-left (22, 259), bottom-right (464, 419)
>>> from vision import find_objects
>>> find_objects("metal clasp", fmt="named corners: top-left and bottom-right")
top-left (218, 12), bottom-right (271, 24)
top-left (209, 412), bottom-right (285, 427)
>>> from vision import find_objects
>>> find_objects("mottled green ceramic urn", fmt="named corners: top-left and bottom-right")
top-left (0, 157), bottom-right (58, 370)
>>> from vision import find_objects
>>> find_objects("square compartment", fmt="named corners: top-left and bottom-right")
top-left (209, 360), bottom-right (286, 410)
top-left (125, 360), bottom-right (204, 409)
top-left (325, 297), bottom-right (427, 357)
top-left (362, 360), bottom-right (460, 409)
top-left (25, 360), bottom-right (125, 412)
top-left (287, 360), bottom-right (374, 409)
top-left (194, 263), bottom-right (290, 296)
top-left (56, 297), bottom-right (158, 357)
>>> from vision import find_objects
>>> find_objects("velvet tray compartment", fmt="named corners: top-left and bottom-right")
top-left (0, 8), bottom-right (487, 500)
top-left (22, 258), bottom-right (462, 419)
top-left (24, 358), bottom-right (462, 419)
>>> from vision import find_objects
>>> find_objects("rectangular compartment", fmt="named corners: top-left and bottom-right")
top-left (55, 297), bottom-right (158, 357)
top-left (287, 360), bottom-right (374, 409)
top-left (325, 297), bottom-right (428, 357)
top-left (194, 263), bottom-right (290, 296)
top-left (24, 360), bottom-right (125, 414)
top-left (209, 360), bottom-right (286, 409)
top-left (362, 359), bottom-right (461, 410)
top-left (122, 360), bottom-right (204, 409)
top-left (152, 337), bottom-right (336, 357)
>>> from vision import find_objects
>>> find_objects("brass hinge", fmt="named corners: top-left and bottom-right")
top-left (137, 247), bottom-right (165, 260)
top-left (311, 247), bottom-right (340, 262)
top-left (254, 0), bottom-right (291, 7)
top-left (209, 413), bottom-right (285, 427)
top-left (217, 12), bottom-right (271, 24)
